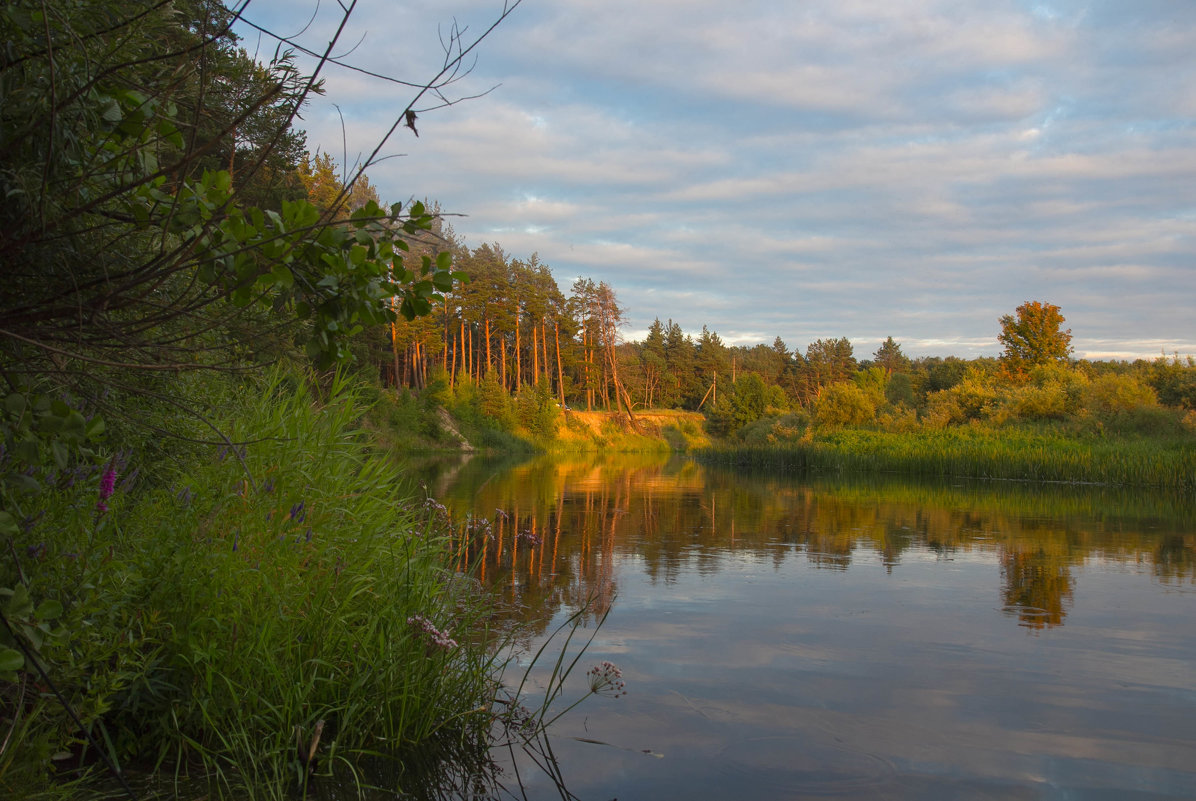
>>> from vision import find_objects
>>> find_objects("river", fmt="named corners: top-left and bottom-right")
top-left (418, 451), bottom-right (1196, 800)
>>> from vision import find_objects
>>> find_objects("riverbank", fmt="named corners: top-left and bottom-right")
top-left (365, 385), bottom-right (1193, 489)
top-left (364, 385), bottom-right (709, 454)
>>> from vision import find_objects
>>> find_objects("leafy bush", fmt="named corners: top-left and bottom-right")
top-left (1084, 373), bottom-right (1158, 420)
top-left (814, 382), bottom-right (875, 428)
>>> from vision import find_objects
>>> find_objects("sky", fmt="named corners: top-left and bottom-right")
top-left (235, 0), bottom-right (1196, 360)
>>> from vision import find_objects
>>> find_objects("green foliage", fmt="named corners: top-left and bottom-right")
top-left (1085, 373), bottom-right (1159, 421)
top-left (700, 427), bottom-right (1196, 489)
top-left (853, 367), bottom-right (888, 411)
top-left (0, 371), bottom-right (511, 797)
top-left (1150, 355), bottom-right (1196, 410)
top-left (0, 0), bottom-right (463, 382)
top-left (872, 337), bottom-right (910, 374)
top-left (516, 382), bottom-right (562, 440)
top-left (923, 369), bottom-right (1002, 426)
top-left (0, 584), bottom-right (67, 683)
top-left (706, 374), bottom-right (786, 437)
top-left (885, 372), bottom-right (917, 407)
top-left (803, 338), bottom-right (858, 401)
top-left (814, 382), bottom-right (875, 428)
top-left (478, 373), bottom-right (518, 431)
top-left (923, 357), bottom-right (969, 395)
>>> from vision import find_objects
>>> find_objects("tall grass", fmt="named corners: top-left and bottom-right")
top-left (699, 427), bottom-right (1196, 488)
top-left (1, 370), bottom-right (512, 798)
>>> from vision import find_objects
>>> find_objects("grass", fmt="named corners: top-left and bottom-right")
top-left (698, 426), bottom-right (1196, 488)
top-left (0, 369), bottom-right (520, 798)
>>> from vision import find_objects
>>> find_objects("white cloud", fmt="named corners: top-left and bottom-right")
top-left (236, 0), bottom-right (1196, 358)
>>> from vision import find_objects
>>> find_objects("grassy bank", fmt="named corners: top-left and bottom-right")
top-left (0, 371), bottom-right (524, 799)
top-left (699, 427), bottom-right (1196, 488)
top-left (363, 376), bottom-right (708, 455)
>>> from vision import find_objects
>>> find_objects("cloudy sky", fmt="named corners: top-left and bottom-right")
top-left (237, 0), bottom-right (1195, 359)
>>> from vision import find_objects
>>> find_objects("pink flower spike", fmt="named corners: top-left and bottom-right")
top-left (96, 463), bottom-right (118, 513)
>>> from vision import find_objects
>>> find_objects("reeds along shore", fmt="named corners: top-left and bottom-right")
top-left (698, 428), bottom-right (1196, 489)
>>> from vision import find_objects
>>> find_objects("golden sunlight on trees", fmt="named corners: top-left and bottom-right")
top-left (998, 301), bottom-right (1073, 382)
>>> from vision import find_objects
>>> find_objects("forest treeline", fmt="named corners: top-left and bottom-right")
top-left (366, 234), bottom-right (1196, 443)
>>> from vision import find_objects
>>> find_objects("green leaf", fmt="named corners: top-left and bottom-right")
top-left (4, 393), bottom-right (25, 417)
top-left (64, 411), bottom-right (86, 436)
top-left (50, 440), bottom-right (68, 469)
top-left (0, 648), bottom-right (23, 673)
top-left (5, 585), bottom-right (32, 619)
top-left (269, 265), bottom-right (294, 289)
top-left (0, 512), bottom-right (18, 537)
top-left (34, 600), bottom-right (63, 622)
top-left (436, 251), bottom-right (452, 271)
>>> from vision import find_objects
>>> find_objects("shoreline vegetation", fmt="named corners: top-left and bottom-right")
top-left (698, 428), bottom-right (1196, 489)
top-left (368, 370), bottom-right (1196, 490)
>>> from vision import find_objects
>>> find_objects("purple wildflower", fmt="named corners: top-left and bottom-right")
top-left (96, 463), bottom-right (117, 514)
top-left (407, 615), bottom-right (458, 651)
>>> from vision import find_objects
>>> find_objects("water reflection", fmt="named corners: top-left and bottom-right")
top-left (412, 452), bottom-right (1196, 800)
top-left (422, 452), bottom-right (1195, 632)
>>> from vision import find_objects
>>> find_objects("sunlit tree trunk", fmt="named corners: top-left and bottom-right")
top-left (555, 321), bottom-right (566, 409)
top-left (485, 317), bottom-right (492, 375)
top-left (533, 325), bottom-right (541, 386)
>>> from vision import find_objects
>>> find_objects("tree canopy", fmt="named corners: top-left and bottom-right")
top-left (998, 301), bottom-right (1073, 381)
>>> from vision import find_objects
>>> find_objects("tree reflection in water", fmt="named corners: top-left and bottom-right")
top-left (420, 451), bottom-right (1195, 633)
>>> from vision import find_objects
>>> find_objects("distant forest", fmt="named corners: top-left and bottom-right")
top-left (357, 221), bottom-right (1196, 438)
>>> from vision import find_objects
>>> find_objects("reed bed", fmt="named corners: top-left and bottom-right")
top-left (698, 428), bottom-right (1196, 488)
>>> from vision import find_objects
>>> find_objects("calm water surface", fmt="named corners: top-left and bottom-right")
top-left (421, 452), bottom-right (1196, 801)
